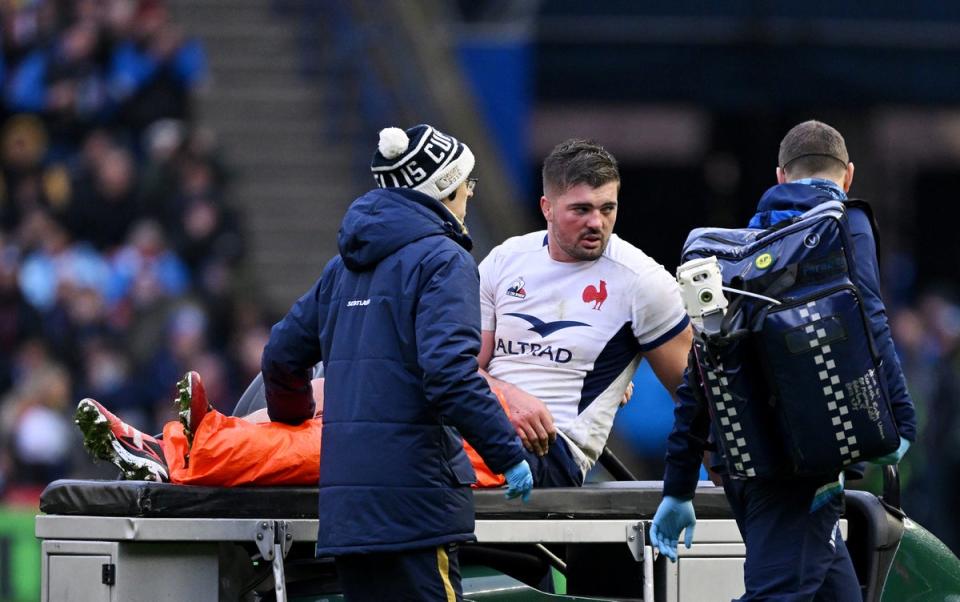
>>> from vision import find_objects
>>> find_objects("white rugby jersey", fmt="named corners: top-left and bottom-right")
top-left (479, 231), bottom-right (688, 476)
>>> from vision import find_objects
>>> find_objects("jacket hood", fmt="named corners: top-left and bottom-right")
top-left (337, 187), bottom-right (472, 270)
top-left (749, 181), bottom-right (846, 229)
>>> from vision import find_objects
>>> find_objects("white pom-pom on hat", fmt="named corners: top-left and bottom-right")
top-left (378, 127), bottom-right (410, 160)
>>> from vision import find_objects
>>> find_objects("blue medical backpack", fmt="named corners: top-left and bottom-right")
top-left (682, 200), bottom-right (900, 478)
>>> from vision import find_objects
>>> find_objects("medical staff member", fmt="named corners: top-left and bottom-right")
top-left (262, 124), bottom-right (533, 601)
top-left (651, 120), bottom-right (916, 601)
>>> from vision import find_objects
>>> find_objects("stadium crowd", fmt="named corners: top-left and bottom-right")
top-left (890, 289), bottom-right (960, 553)
top-left (0, 0), bottom-right (269, 502)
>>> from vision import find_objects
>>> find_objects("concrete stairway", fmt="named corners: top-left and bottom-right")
top-left (169, 0), bottom-right (361, 312)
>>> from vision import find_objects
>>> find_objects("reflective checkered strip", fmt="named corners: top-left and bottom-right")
top-left (800, 301), bottom-right (860, 463)
top-left (704, 364), bottom-right (756, 477)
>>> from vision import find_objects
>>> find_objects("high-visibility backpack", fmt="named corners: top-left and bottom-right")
top-left (679, 200), bottom-right (900, 478)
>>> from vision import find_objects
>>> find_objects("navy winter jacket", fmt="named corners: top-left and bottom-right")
top-left (663, 183), bottom-right (917, 498)
top-left (261, 187), bottom-right (525, 555)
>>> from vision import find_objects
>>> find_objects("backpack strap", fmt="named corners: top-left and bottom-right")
top-left (687, 346), bottom-right (718, 453)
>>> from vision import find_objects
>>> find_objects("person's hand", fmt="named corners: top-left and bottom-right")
top-left (504, 460), bottom-right (533, 503)
top-left (620, 381), bottom-right (634, 407)
top-left (503, 385), bottom-right (556, 456)
top-left (870, 436), bottom-right (911, 465)
top-left (650, 496), bottom-right (696, 562)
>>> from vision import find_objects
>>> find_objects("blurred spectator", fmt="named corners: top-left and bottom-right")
top-left (0, 362), bottom-right (74, 493)
top-left (0, 237), bottom-right (41, 391)
top-left (138, 122), bottom-right (239, 282)
top-left (0, 0), bottom-right (62, 68)
top-left (6, 19), bottom-right (110, 152)
top-left (5, 337), bottom-right (52, 389)
top-left (922, 340), bottom-right (960, 552)
top-left (137, 117), bottom-right (184, 224)
top-left (17, 208), bottom-right (112, 312)
top-left (173, 137), bottom-right (221, 208)
top-left (109, 218), bottom-right (188, 308)
top-left (75, 334), bottom-right (142, 425)
top-left (39, 283), bottom-right (113, 379)
top-left (139, 301), bottom-right (210, 431)
top-left (108, 0), bottom-right (206, 135)
top-left (897, 292), bottom-right (960, 553)
top-left (177, 195), bottom-right (243, 284)
top-left (15, 211), bottom-right (115, 373)
top-left (0, 113), bottom-right (71, 231)
top-left (65, 125), bottom-right (110, 175)
top-left (66, 143), bottom-right (140, 250)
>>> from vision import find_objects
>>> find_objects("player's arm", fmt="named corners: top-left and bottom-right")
top-left (479, 330), bottom-right (556, 457)
top-left (643, 324), bottom-right (693, 399)
top-left (633, 261), bottom-right (694, 399)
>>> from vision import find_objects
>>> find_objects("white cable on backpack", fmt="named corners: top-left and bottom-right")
top-left (721, 287), bottom-right (782, 306)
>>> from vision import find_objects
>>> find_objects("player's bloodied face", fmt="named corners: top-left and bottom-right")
top-left (541, 181), bottom-right (618, 262)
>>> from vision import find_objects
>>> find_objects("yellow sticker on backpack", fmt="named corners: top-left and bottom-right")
top-left (755, 253), bottom-right (774, 270)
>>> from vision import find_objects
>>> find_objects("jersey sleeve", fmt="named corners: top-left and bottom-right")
top-left (632, 263), bottom-right (689, 351)
top-left (478, 246), bottom-right (499, 331)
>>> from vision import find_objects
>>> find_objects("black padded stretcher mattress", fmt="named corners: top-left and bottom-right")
top-left (39, 479), bottom-right (734, 520)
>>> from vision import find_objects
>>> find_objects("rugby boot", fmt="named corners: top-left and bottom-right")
top-left (75, 398), bottom-right (169, 482)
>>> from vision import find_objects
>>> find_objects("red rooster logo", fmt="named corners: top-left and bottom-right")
top-left (582, 279), bottom-right (607, 310)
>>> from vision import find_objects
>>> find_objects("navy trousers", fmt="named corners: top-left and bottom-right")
top-left (335, 543), bottom-right (462, 601)
top-left (723, 475), bottom-right (862, 602)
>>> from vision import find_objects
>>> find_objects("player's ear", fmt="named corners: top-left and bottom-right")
top-left (843, 162), bottom-right (854, 192)
top-left (540, 196), bottom-right (552, 221)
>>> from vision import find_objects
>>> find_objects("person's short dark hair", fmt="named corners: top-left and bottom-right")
top-left (778, 120), bottom-right (849, 179)
top-left (542, 139), bottom-right (620, 196)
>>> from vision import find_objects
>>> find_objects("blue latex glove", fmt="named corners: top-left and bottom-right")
top-left (870, 436), bottom-right (911, 465)
top-left (504, 460), bottom-right (533, 503)
top-left (650, 496), bottom-right (696, 562)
